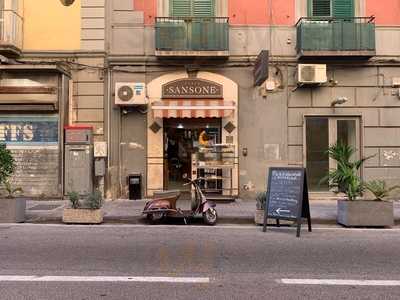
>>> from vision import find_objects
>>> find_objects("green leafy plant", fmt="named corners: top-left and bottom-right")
top-left (87, 190), bottom-right (103, 210)
top-left (256, 191), bottom-right (267, 210)
top-left (364, 180), bottom-right (400, 201)
top-left (3, 180), bottom-right (23, 199)
top-left (0, 144), bottom-right (15, 187)
top-left (321, 142), bottom-right (373, 201)
top-left (67, 191), bottom-right (80, 209)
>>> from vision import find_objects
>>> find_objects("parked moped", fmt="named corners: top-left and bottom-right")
top-left (142, 175), bottom-right (218, 225)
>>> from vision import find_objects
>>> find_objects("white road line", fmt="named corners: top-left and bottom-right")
top-left (280, 279), bottom-right (400, 286)
top-left (1, 223), bottom-right (400, 231)
top-left (0, 276), bottom-right (209, 284)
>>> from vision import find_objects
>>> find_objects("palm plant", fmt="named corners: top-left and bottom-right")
top-left (321, 141), bottom-right (373, 201)
top-left (364, 180), bottom-right (400, 201)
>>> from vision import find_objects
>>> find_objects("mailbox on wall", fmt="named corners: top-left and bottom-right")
top-left (64, 126), bottom-right (93, 196)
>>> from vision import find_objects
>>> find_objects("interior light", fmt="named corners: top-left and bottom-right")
top-left (177, 124), bottom-right (184, 129)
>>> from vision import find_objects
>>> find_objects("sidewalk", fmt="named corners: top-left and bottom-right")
top-left (25, 198), bottom-right (400, 226)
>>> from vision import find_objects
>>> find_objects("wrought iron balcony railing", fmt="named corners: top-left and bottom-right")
top-left (296, 17), bottom-right (375, 57)
top-left (155, 17), bottom-right (229, 54)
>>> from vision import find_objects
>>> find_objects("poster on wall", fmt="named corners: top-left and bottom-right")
top-left (0, 115), bottom-right (58, 146)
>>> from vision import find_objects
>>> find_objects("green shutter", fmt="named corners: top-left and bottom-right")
top-left (309, 0), bottom-right (331, 17)
top-left (170, 0), bottom-right (191, 17)
top-left (333, 0), bottom-right (354, 18)
top-left (193, 0), bottom-right (214, 17)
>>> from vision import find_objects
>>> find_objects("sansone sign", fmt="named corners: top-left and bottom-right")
top-left (162, 79), bottom-right (223, 99)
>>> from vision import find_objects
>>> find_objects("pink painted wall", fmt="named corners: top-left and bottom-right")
top-left (229, 0), bottom-right (294, 25)
top-left (134, 0), bottom-right (156, 25)
top-left (366, 0), bottom-right (400, 25)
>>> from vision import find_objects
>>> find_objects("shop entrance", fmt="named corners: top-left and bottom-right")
top-left (164, 118), bottom-right (221, 192)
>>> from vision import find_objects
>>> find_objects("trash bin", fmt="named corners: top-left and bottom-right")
top-left (128, 174), bottom-right (141, 200)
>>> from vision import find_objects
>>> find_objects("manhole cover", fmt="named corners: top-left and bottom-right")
top-left (29, 204), bottom-right (61, 211)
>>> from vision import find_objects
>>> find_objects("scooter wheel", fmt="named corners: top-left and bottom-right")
top-left (203, 208), bottom-right (218, 226)
top-left (147, 212), bottom-right (164, 224)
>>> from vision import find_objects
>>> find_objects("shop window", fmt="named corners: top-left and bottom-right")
top-left (308, 0), bottom-right (354, 18)
top-left (170, 0), bottom-right (215, 17)
top-left (305, 117), bottom-right (360, 191)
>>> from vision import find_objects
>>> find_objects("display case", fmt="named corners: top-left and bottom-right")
top-left (192, 144), bottom-right (235, 200)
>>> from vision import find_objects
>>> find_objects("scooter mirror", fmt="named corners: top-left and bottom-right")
top-left (182, 173), bottom-right (188, 179)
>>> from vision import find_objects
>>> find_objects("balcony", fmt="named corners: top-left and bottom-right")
top-left (296, 17), bottom-right (375, 59)
top-left (155, 17), bottom-right (229, 57)
top-left (0, 9), bottom-right (23, 57)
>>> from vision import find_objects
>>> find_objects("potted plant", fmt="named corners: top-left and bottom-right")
top-left (254, 191), bottom-right (267, 225)
top-left (0, 144), bottom-right (26, 223)
top-left (323, 142), bottom-right (394, 227)
top-left (62, 190), bottom-right (104, 224)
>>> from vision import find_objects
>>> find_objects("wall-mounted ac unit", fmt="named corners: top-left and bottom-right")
top-left (297, 64), bottom-right (327, 84)
top-left (115, 83), bottom-right (147, 106)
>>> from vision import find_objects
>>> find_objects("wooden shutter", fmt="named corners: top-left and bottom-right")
top-left (333, 0), bottom-right (354, 18)
top-left (193, 0), bottom-right (214, 17)
top-left (309, 0), bottom-right (331, 17)
top-left (170, 0), bottom-right (191, 17)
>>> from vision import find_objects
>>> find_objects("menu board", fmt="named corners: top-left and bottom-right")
top-left (263, 167), bottom-right (312, 237)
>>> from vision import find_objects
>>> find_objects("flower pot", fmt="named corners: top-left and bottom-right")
top-left (337, 199), bottom-right (394, 227)
top-left (62, 208), bottom-right (103, 224)
top-left (0, 197), bottom-right (26, 223)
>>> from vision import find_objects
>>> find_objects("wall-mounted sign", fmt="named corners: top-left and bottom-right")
top-left (162, 79), bottom-right (223, 99)
top-left (253, 50), bottom-right (269, 86)
top-left (0, 115), bottom-right (58, 145)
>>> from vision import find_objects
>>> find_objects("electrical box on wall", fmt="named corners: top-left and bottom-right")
top-left (115, 82), bottom-right (147, 106)
top-left (297, 64), bottom-right (327, 84)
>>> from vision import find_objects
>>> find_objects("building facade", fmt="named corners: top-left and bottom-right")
top-left (104, 0), bottom-right (400, 200)
top-left (2, 0), bottom-right (399, 200)
top-left (0, 0), bottom-right (106, 198)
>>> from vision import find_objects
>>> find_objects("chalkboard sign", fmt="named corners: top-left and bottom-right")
top-left (262, 167), bottom-right (312, 237)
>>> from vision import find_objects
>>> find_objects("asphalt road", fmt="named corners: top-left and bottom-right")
top-left (0, 224), bottom-right (400, 299)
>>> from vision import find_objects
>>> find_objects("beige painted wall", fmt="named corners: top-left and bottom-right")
top-left (23, 0), bottom-right (81, 50)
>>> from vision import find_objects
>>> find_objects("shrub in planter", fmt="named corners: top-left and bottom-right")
top-left (254, 191), bottom-right (266, 225)
top-left (0, 144), bottom-right (25, 223)
top-left (62, 190), bottom-right (104, 224)
top-left (324, 142), bottom-right (393, 227)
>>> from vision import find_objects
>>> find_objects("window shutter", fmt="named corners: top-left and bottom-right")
top-left (333, 0), bottom-right (354, 18)
top-left (310, 0), bottom-right (331, 17)
top-left (193, 0), bottom-right (214, 17)
top-left (170, 0), bottom-right (191, 17)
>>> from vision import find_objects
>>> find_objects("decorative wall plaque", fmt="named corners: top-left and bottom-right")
top-left (162, 78), bottom-right (223, 99)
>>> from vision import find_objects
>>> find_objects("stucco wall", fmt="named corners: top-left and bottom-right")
top-left (23, 0), bottom-right (81, 50)
top-left (366, 0), bottom-right (400, 25)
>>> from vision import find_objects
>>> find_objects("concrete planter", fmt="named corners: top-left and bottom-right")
top-left (337, 199), bottom-right (394, 227)
top-left (62, 208), bottom-right (103, 224)
top-left (255, 209), bottom-right (264, 225)
top-left (0, 197), bottom-right (26, 223)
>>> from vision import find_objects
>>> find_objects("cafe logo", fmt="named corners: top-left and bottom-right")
top-left (162, 79), bottom-right (223, 99)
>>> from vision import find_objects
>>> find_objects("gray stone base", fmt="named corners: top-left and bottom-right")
top-left (62, 208), bottom-right (104, 224)
top-left (337, 199), bottom-right (394, 227)
top-left (0, 198), bottom-right (26, 223)
top-left (255, 209), bottom-right (264, 225)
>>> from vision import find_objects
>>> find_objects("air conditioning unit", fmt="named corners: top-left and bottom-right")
top-left (115, 83), bottom-right (147, 106)
top-left (297, 64), bottom-right (327, 84)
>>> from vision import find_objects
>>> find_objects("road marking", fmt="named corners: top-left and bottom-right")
top-left (280, 279), bottom-right (400, 286)
top-left (0, 276), bottom-right (209, 284)
top-left (2, 223), bottom-right (400, 231)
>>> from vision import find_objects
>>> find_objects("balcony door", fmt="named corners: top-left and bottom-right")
top-left (170, 0), bottom-right (215, 17)
top-left (305, 117), bottom-right (360, 192)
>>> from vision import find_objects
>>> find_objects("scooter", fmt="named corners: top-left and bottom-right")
top-left (142, 175), bottom-right (218, 225)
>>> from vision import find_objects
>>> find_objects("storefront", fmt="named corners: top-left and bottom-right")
top-left (0, 65), bottom-right (70, 197)
top-left (146, 71), bottom-right (239, 198)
